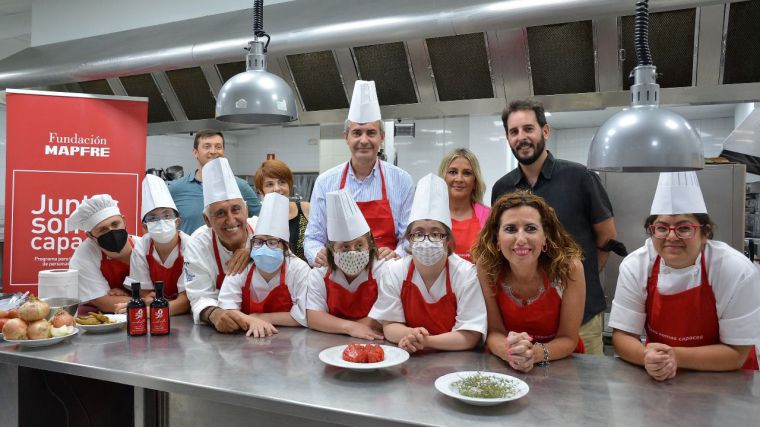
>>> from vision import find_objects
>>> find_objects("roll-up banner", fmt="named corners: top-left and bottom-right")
top-left (3, 89), bottom-right (148, 295)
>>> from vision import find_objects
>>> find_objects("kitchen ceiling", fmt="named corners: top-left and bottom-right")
top-left (0, 0), bottom-right (758, 135)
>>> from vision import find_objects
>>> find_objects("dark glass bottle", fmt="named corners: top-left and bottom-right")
top-left (127, 282), bottom-right (147, 336)
top-left (149, 281), bottom-right (170, 335)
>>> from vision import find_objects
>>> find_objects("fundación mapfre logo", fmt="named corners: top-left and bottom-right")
top-left (45, 132), bottom-right (111, 157)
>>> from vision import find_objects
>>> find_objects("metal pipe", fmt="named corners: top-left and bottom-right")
top-left (0, 0), bottom-right (723, 89)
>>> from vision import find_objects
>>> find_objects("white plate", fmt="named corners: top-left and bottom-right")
top-left (3, 328), bottom-right (79, 348)
top-left (435, 371), bottom-right (529, 406)
top-left (319, 344), bottom-right (409, 370)
top-left (77, 314), bottom-right (127, 333)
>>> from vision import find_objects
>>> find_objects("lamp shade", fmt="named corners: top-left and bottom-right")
top-left (215, 69), bottom-right (298, 124)
top-left (587, 105), bottom-right (703, 172)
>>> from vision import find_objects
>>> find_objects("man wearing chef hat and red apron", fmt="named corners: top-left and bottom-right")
top-left (67, 194), bottom-right (141, 313)
top-left (610, 172), bottom-right (760, 380)
top-left (217, 192), bottom-right (310, 337)
top-left (117, 174), bottom-right (191, 316)
top-left (306, 189), bottom-right (387, 340)
top-left (184, 158), bottom-right (258, 333)
top-left (370, 174), bottom-right (487, 353)
top-left (304, 80), bottom-right (414, 268)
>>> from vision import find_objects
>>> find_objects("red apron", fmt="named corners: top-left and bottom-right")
top-left (400, 261), bottom-right (457, 335)
top-left (240, 262), bottom-right (292, 315)
top-left (646, 254), bottom-right (758, 370)
top-left (451, 210), bottom-right (481, 263)
top-left (99, 237), bottom-right (135, 290)
top-left (496, 274), bottom-right (584, 353)
top-left (325, 268), bottom-right (378, 320)
top-left (212, 223), bottom-right (254, 289)
top-left (146, 238), bottom-right (183, 300)
top-left (339, 161), bottom-right (397, 250)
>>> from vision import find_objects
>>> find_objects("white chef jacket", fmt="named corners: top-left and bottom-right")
top-left (306, 258), bottom-right (387, 312)
top-left (184, 217), bottom-right (258, 323)
top-left (69, 235), bottom-right (142, 303)
top-left (368, 254), bottom-right (487, 337)
top-left (218, 254), bottom-right (310, 327)
top-left (609, 239), bottom-right (760, 345)
top-left (124, 231), bottom-right (191, 291)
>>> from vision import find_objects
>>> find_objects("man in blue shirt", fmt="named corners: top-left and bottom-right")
top-left (169, 129), bottom-right (260, 234)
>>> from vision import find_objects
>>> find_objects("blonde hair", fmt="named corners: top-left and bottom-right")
top-left (437, 148), bottom-right (486, 204)
top-left (470, 191), bottom-right (583, 291)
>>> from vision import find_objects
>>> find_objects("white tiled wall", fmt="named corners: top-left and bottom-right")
top-left (231, 125), bottom-right (320, 174)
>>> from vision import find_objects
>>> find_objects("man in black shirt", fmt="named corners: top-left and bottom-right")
top-left (491, 99), bottom-right (618, 355)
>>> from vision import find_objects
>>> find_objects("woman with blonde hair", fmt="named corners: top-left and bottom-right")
top-left (437, 148), bottom-right (490, 263)
top-left (254, 159), bottom-right (310, 262)
top-left (472, 191), bottom-right (585, 372)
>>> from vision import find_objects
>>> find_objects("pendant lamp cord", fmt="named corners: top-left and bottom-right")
top-left (634, 0), bottom-right (653, 66)
top-left (252, 0), bottom-right (271, 52)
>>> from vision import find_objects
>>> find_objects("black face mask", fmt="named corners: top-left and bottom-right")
top-left (96, 229), bottom-right (129, 253)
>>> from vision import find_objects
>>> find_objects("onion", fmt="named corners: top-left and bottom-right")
top-left (51, 309), bottom-right (76, 328)
top-left (51, 325), bottom-right (73, 337)
top-left (7, 309), bottom-right (18, 319)
top-left (18, 296), bottom-right (50, 322)
top-left (27, 319), bottom-right (52, 340)
top-left (0, 309), bottom-right (8, 318)
top-left (2, 318), bottom-right (28, 340)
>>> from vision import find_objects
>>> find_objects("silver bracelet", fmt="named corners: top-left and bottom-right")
top-left (536, 342), bottom-right (550, 366)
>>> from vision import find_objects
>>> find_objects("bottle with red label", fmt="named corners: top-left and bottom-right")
top-left (149, 281), bottom-right (170, 335)
top-left (127, 282), bottom-right (147, 336)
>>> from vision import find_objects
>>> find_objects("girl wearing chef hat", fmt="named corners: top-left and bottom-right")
top-left (306, 189), bottom-right (385, 340)
top-left (471, 191), bottom-right (586, 372)
top-left (67, 194), bottom-right (141, 313)
top-left (115, 175), bottom-right (191, 316)
top-left (217, 192), bottom-right (310, 337)
top-left (369, 174), bottom-right (487, 353)
top-left (609, 172), bottom-right (760, 380)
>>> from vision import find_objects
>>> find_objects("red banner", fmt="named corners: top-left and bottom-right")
top-left (4, 90), bottom-right (147, 295)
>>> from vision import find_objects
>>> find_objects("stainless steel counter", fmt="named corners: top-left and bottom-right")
top-left (1, 316), bottom-right (759, 426)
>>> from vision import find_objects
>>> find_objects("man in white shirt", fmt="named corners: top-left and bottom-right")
top-left (183, 158), bottom-right (257, 332)
top-left (304, 80), bottom-right (414, 267)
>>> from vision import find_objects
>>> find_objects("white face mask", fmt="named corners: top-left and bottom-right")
top-left (335, 250), bottom-right (370, 276)
top-left (147, 219), bottom-right (177, 244)
top-left (411, 240), bottom-right (446, 266)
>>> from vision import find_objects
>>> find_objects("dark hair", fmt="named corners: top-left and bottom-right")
top-left (403, 221), bottom-right (457, 256)
top-left (501, 99), bottom-right (548, 132)
top-left (326, 232), bottom-right (378, 272)
top-left (471, 191), bottom-right (583, 291)
top-left (194, 129), bottom-right (225, 150)
top-left (644, 214), bottom-right (715, 239)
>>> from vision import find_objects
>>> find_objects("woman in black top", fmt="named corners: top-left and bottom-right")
top-left (254, 159), bottom-right (310, 262)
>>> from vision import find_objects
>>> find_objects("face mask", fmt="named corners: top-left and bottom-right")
top-left (97, 229), bottom-right (129, 253)
top-left (335, 250), bottom-right (370, 276)
top-left (251, 246), bottom-right (284, 273)
top-left (411, 239), bottom-right (446, 266)
top-left (146, 219), bottom-right (177, 244)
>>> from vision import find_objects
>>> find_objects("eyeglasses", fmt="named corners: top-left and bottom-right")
top-left (252, 238), bottom-right (281, 249)
top-left (648, 223), bottom-right (702, 240)
top-left (144, 212), bottom-right (177, 223)
top-left (409, 232), bottom-right (448, 243)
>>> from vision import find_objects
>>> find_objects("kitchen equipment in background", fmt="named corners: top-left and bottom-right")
top-left (146, 168), bottom-right (165, 180)
top-left (38, 269), bottom-right (78, 301)
top-left (588, 0), bottom-right (703, 172)
top-left (164, 165), bottom-right (184, 181)
top-left (746, 181), bottom-right (760, 238)
top-left (215, 0), bottom-right (298, 124)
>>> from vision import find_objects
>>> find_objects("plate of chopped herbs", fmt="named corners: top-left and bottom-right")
top-left (435, 371), bottom-right (529, 406)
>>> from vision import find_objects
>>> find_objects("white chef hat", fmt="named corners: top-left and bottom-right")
top-left (202, 157), bottom-right (242, 208)
top-left (650, 172), bottom-right (708, 215)
top-left (408, 173), bottom-right (452, 229)
top-left (327, 189), bottom-right (371, 242)
top-left (65, 194), bottom-right (122, 233)
top-left (347, 80), bottom-right (381, 124)
top-left (254, 192), bottom-right (290, 241)
top-left (141, 174), bottom-right (177, 221)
